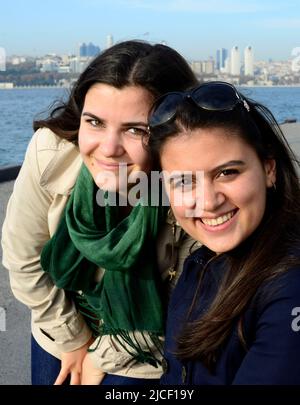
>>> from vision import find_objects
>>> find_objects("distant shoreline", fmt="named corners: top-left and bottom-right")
top-left (0, 85), bottom-right (69, 90)
top-left (1, 84), bottom-right (300, 90)
top-left (241, 84), bottom-right (300, 88)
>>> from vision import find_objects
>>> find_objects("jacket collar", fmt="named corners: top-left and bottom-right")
top-left (40, 140), bottom-right (82, 196)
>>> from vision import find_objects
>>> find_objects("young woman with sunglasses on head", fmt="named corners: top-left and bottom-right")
top-left (1, 40), bottom-right (198, 385)
top-left (148, 82), bottom-right (300, 384)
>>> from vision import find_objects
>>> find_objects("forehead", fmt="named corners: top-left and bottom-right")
top-left (160, 127), bottom-right (258, 171)
top-left (84, 83), bottom-right (154, 114)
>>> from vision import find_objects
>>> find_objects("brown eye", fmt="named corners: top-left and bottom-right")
top-left (127, 127), bottom-right (148, 137)
top-left (86, 118), bottom-right (100, 127)
top-left (219, 169), bottom-right (239, 177)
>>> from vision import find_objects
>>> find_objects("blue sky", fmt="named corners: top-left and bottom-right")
top-left (0, 0), bottom-right (299, 61)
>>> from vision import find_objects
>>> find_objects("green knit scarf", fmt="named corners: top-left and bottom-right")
top-left (41, 164), bottom-right (166, 366)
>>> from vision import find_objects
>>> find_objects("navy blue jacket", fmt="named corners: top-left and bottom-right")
top-left (161, 246), bottom-right (300, 385)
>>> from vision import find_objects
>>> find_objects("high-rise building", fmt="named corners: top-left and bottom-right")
top-left (244, 46), bottom-right (254, 76)
top-left (216, 48), bottom-right (228, 70)
top-left (223, 56), bottom-right (231, 74)
top-left (86, 42), bottom-right (100, 57)
top-left (106, 35), bottom-right (114, 49)
top-left (79, 42), bottom-right (100, 58)
top-left (216, 50), bottom-right (220, 70)
top-left (79, 42), bottom-right (87, 57)
top-left (230, 46), bottom-right (240, 76)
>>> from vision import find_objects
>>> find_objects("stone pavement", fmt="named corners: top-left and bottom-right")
top-left (0, 123), bottom-right (299, 385)
top-left (0, 181), bottom-right (30, 385)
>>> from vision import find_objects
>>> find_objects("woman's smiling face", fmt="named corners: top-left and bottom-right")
top-left (160, 127), bottom-right (276, 254)
top-left (78, 83), bottom-right (153, 192)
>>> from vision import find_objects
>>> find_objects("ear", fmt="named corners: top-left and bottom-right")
top-left (264, 159), bottom-right (276, 188)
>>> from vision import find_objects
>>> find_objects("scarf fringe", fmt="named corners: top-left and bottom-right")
top-left (76, 293), bottom-right (163, 368)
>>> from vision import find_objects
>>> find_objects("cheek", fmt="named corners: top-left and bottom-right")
top-left (130, 144), bottom-right (151, 170)
top-left (237, 176), bottom-right (267, 224)
top-left (78, 129), bottom-right (94, 155)
top-left (168, 194), bottom-right (187, 219)
top-left (78, 128), bottom-right (86, 152)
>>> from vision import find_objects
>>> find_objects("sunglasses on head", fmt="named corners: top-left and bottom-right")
top-left (148, 81), bottom-right (250, 129)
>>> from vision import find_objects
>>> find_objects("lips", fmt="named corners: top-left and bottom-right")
top-left (197, 209), bottom-right (239, 232)
top-left (201, 209), bottom-right (237, 226)
top-left (91, 156), bottom-right (132, 170)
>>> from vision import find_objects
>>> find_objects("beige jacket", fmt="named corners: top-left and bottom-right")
top-left (1, 128), bottom-right (196, 378)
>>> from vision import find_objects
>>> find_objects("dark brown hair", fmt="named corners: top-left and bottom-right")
top-left (149, 94), bottom-right (300, 370)
top-left (34, 40), bottom-right (197, 142)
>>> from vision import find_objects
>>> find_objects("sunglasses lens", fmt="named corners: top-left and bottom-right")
top-left (149, 93), bottom-right (184, 127)
top-left (193, 83), bottom-right (239, 111)
top-left (149, 83), bottom-right (244, 129)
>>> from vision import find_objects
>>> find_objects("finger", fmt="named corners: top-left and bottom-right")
top-left (54, 369), bottom-right (69, 385)
top-left (70, 371), bottom-right (81, 385)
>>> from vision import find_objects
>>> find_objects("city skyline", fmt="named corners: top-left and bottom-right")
top-left (1, 0), bottom-right (300, 61)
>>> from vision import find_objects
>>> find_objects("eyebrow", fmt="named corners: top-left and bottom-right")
top-left (82, 112), bottom-right (101, 119)
top-left (167, 160), bottom-right (246, 183)
top-left (124, 121), bottom-right (148, 128)
top-left (212, 160), bottom-right (245, 172)
top-left (82, 112), bottom-right (148, 127)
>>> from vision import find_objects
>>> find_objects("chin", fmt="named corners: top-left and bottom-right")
top-left (205, 239), bottom-right (240, 254)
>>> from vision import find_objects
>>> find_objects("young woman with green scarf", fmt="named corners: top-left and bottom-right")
top-left (1, 40), bottom-right (197, 385)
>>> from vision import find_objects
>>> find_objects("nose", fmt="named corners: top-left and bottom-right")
top-left (181, 180), bottom-right (225, 218)
top-left (99, 129), bottom-right (125, 157)
top-left (202, 181), bottom-right (225, 212)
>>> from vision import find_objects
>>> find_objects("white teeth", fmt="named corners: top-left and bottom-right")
top-left (202, 211), bottom-right (235, 226)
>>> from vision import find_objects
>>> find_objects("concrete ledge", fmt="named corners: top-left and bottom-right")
top-left (0, 165), bottom-right (21, 183)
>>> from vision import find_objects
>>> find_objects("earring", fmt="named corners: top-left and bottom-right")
top-left (271, 181), bottom-right (277, 191)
